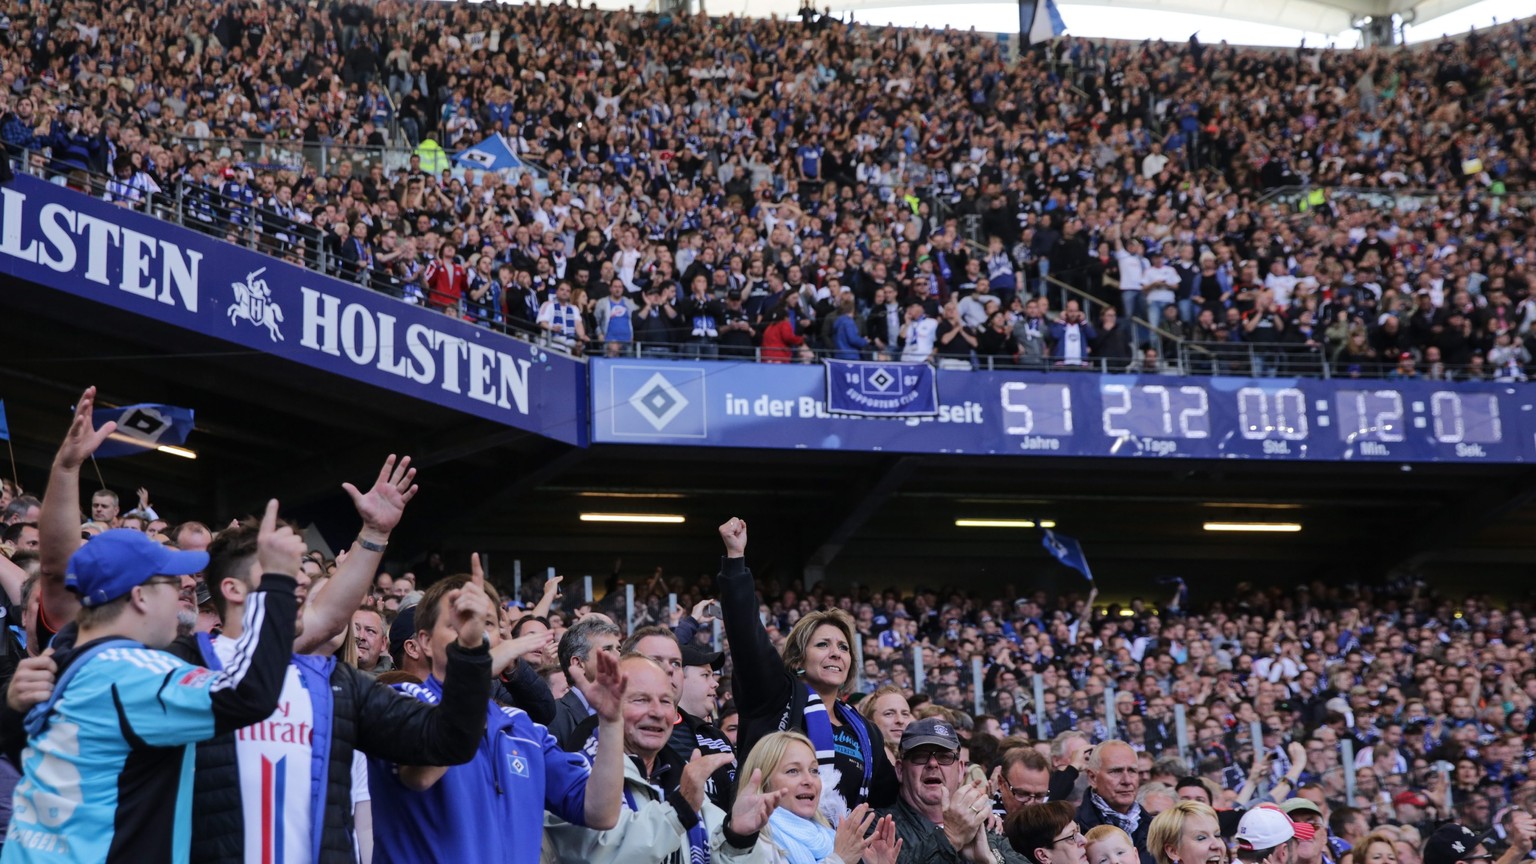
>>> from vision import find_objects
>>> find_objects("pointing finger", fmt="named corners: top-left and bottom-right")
top-left (260, 499), bottom-right (279, 536)
top-left (470, 553), bottom-right (485, 586)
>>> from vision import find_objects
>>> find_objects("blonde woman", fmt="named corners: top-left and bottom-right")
top-left (719, 731), bottom-right (903, 864)
top-left (1147, 800), bottom-right (1225, 864)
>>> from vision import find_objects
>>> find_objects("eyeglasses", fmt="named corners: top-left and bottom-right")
top-left (1052, 827), bottom-right (1085, 846)
top-left (904, 749), bottom-right (959, 766)
top-left (1004, 783), bottom-right (1049, 804)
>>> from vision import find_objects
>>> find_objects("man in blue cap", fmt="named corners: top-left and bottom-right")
top-left (2, 502), bottom-right (301, 864)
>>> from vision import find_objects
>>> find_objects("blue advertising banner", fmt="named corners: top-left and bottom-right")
top-left (824, 359), bottom-right (937, 417)
top-left (0, 175), bottom-right (587, 445)
top-left (591, 358), bottom-right (1536, 463)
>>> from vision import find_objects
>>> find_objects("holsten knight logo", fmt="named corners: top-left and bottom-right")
top-left (0, 181), bottom-right (545, 423)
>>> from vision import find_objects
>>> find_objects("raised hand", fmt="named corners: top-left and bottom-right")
top-left (6, 649), bottom-right (57, 713)
top-left (729, 768), bottom-right (786, 835)
top-left (136, 486), bottom-right (151, 511)
top-left (680, 749), bottom-right (735, 812)
top-left (832, 803), bottom-right (878, 864)
top-left (450, 559), bottom-right (491, 649)
top-left (542, 574), bottom-right (563, 597)
top-left (491, 628), bottom-right (555, 677)
top-left (941, 777), bottom-right (990, 850)
top-left (257, 500), bottom-right (307, 577)
top-left (342, 454), bottom-right (418, 538)
top-left (56, 387), bottom-right (116, 471)
top-left (866, 814), bottom-right (905, 864)
top-left (718, 517), bottom-right (748, 558)
top-left (583, 649), bottom-right (627, 724)
top-left (691, 598), bottom-right (715, 624)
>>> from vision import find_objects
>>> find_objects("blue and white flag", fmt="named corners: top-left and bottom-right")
top-left (453, 133), bottom-right (523, 171)
top-left (0, 400), bottom-right (8, 442)
top-left (824, 359), bottom-right (937, 418)
top-left (1042, 529), bottom-right (1092, 582)
top-left (1019, 0), bottom-right (1067, 44)
top-left (91, 403), bottom-right (195, 458)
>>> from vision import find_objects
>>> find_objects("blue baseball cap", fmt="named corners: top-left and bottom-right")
top-left (66, 529), bottom-right (209, 607)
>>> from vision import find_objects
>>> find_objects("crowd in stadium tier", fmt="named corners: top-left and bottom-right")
top-left (2, 0), bottom-right (1535, 376)
top-left (2, 390), bottom-right (1536, 864)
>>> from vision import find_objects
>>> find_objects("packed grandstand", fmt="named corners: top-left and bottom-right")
top-left (3, 0), bottom-right (1534, 378)
top-left (0, 1), bottom-right (1535, 863)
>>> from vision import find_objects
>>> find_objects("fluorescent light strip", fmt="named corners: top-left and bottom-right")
top-left (955, 519), bottom-right (1056, 529)
top-left (574, 491), bottom-right (686, 499)
top-left (156, 445), bottom-right (198, 460)
top-left (579, 513), bottom-right (686, 524)
top-left (1202, 521), bottom-right (1301, 533)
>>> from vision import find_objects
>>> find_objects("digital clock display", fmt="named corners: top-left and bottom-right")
top-left (591, 358), bottom-right (1536, 462)
top-left (1426, 391), bottom-right (1502, 444)
top-left (1099, 384), bottom-right (1211, 439)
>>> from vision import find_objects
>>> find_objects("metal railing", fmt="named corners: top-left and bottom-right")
top-left (595, 339), bottom-right (1135, 373)
top-left (169, 136), bottom-right (417, 178)
top-left (1258, 184), bottom-right (1536, 216)
top-left (14, 150), bottom-right (1526, 385)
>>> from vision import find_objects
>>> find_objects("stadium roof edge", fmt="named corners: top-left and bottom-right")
top-left (546, 0), bottom-right (1493, 38)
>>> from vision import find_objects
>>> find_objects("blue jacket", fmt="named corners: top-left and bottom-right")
top-left (3, 576), bottom-right (297, 864)
top-left (369, 677), bottom-right (594, 864)
top-left (832, 315), bottom-right (869, 360)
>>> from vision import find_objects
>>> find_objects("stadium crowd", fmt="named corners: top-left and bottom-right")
top-left (0, 0), bottom-right (1535, 377)
top-left (0, 387), bottom-right (1534, 864)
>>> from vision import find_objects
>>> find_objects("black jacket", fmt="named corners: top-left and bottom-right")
top-left (717, 556), bottom-right (897, 809)
top-left (192, 640), bottom-right (491, 864)
top-left (551, 688), bottom-right (593, 751)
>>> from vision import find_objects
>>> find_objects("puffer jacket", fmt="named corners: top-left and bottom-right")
top-left (191, 639), bottom-right (491, 864)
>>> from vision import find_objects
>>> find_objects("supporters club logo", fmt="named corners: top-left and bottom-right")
top-left (228, 267), bottom-right (286, 342)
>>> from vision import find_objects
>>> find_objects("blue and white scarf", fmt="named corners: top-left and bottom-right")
top-left (799, 684), bottom-right (873, 825)
top-left (625, 783), bottom-right (709, 864)
top-left (767, 808), bottom-right (835, 864)
top-left (1091, 790), bottom-right (1143, 835)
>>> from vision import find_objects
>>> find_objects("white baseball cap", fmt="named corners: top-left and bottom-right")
top-left (1235, 805), bottom-right (1297, 850)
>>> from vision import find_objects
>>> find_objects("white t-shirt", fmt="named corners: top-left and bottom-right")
top-left (901, 317), bottom-right (939, 362)
top-left (1143, 265), bottom-right (1180, 304)
top-left (1115, 249), bottom-right (1147, 292)
top-left (1264, 273), bottom-right (1299, 308)
top-left (216, 636), bottom-right (314, 864)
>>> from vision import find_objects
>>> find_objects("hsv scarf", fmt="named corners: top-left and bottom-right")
top-left (798, 683), bottom-right (873, 824)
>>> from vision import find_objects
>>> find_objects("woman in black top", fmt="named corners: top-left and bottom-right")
top-left (715, 517), bottom-right (897, 824)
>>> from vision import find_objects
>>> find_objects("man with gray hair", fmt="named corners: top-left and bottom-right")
top-left (1075, 740), bottom-right (1154, 864)
top-left (551, 614), bottom-right (623, 749)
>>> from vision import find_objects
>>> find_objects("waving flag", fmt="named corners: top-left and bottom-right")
top-left (1019, 0), bottom-right (1067, 44)
top-left (0, 400), bottom-right (8, 441)
top-left (91, 403), bottom-right (195, 458)
top-left (1042, 529), bottom-right (1093, 582)
top-left (453, 133), bottom-right (523, 171)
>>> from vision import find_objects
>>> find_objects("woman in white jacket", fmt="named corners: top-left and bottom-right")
top-left (718, 732), bottom-right (905, 864)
